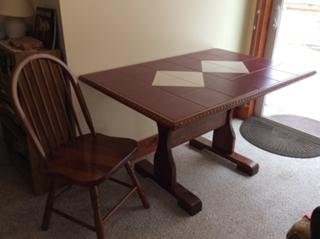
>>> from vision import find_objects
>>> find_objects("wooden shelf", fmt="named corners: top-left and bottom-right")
top-left (0, 41), bottom-right (61, 195)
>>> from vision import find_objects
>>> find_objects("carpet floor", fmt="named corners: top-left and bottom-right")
top-left (1, 120), bottom-right (320, 239)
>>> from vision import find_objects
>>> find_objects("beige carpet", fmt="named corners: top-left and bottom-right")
top-left (1, 120), bottom-right (320, 239)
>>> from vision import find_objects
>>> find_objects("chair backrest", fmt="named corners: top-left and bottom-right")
top-left (11, 54), bottom-right (95, 160)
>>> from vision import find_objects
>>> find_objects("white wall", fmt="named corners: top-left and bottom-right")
top-left (56, 0), bottom-right (256, 140)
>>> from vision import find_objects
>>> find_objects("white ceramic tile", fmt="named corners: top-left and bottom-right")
top-left (153, 72), bottom-right (191, 87)
top-left (166, 71), bottom-right (204, 86)
top-left (201, 62), bottom-right (236, 73)
top-left (152, 71), bottom-right (204, 87)
top-left (201, 60), bottom-right (249, 73)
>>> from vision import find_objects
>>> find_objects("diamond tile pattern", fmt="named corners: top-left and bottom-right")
top-left (152, 61), bottom-right (250, 88)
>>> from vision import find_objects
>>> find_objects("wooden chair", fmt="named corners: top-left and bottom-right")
top-left (10, 54), bottom-right (150, 239)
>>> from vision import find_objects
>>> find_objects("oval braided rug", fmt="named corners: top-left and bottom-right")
top-left (240, 117), bottom-right (320, 158)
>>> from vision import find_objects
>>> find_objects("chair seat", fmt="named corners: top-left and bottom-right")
top-left (47, 133), bottom-right (137, 185)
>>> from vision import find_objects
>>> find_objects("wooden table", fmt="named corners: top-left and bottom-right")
top-left (80, 48), bottom-right (315, 216)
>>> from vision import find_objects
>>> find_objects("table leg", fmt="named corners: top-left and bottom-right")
top-left (189, 110), bottom-right (259, 176)
top-left (135, 124), bottom-right (202, 216)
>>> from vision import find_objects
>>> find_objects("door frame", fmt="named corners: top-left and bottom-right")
top-left (236, 0), bottom-right (283, 118)
top-left (250, 0), bottom-right (286, 116)
top-left (236, 0), bottom-right (273, 118)
top-left (250, 0), bottom-right (274, 57)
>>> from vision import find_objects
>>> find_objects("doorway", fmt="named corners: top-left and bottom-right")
top-left (261, 0), bottom-right (320, 123)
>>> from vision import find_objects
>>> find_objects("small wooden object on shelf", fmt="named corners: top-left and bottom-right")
top-left (8, 36), bottom-right (44, 50)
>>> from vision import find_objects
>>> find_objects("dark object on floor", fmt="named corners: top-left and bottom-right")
top-left (311, 207), bottom-right (320, 239)
top-left (10, 54), bottom-right (150, 239)
top-left (240, 117), bottom-right (320, 158)
top-left (287, 207), bottom-right (320, 239)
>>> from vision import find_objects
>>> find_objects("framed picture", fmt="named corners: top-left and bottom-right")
top-left (33, 7), bottom-right (57, 50)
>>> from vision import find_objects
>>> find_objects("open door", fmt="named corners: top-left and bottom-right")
top-left (250, 0), bottom-right (320, 140)
top-left (256, 1), bottom-right (320, 121)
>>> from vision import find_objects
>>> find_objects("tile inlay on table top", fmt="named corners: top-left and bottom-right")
top-left (152, 60), bottom-right (249, 88)
top-left (201, 60), bottom-right (250, 73)
top-left (152, 71), bottom-right (204, 87)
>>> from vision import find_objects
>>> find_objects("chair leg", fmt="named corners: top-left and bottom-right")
top-left (90, 186), bottom-right (105, 239)
top-left (126, 161), bottom-right (150, 209)
top-left (42, 177), bottom-right (56, 231)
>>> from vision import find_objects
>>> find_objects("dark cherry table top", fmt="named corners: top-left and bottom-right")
top-left (80, 48), bottom-right (315, 129)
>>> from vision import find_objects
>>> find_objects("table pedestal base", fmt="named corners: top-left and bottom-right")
top-left (136, 110), bottom-right (257, 216)
top-left (135, 160), bottom-right (202, 216)
top-left (189, 137), bottom-right (259, 176)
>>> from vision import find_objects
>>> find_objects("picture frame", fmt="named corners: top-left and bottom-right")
top-left (33, 7), bottom-right (57, 50)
